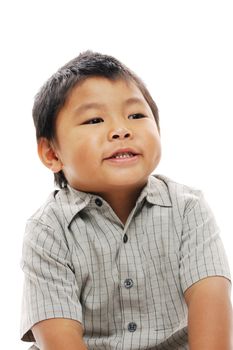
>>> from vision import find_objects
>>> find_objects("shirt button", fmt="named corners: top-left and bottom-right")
top-left (124, 278), bottom-right (134, 289)
top-left (95, 198), bottom-right (103, 207)
top-left (123, 234), bottom-right (128, 243)
top-left (128, 322), bottom-right (137, 332)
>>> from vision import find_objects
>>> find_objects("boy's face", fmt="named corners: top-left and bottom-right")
top-left (52, 77), bottom-right (161, 194)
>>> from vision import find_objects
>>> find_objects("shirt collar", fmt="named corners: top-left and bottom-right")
top-left (137, 174), bottom-right (172, 207)
top-left (56, 174), bottom-right (172, 227)
top-left (55, 185), bottom-right (92, 226)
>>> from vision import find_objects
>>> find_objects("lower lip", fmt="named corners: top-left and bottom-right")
top-left (104, 155), bottom-right (140, 164)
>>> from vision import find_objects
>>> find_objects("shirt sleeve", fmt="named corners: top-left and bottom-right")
top-left (20, 219), bottom-right (83, 342)
top-left (179, 190), bottom-right (231, 293)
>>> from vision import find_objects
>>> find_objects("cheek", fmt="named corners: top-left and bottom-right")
top-left (146, 129), bottom-right (162, 162)
top-left (146, 127), bottom-right (161, 148)
top-left (70, 137), bottom-right (101, 169)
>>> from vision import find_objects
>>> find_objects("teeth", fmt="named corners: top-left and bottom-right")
top-left (113, 152), bottom-right (134, 159)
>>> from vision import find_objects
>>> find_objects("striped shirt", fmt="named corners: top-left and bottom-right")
top-left (20, 174), bottom-right (231, 349)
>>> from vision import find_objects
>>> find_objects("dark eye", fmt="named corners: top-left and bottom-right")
top-left (128, 113), bottom-right (146, 119)
top-left (83, 117), bottom-right (104, 124)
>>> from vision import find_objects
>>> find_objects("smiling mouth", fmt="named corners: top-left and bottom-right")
top-left (104, 151), bottom-right (140, 164)
top-left (110, 152), bottom-right (135, 159)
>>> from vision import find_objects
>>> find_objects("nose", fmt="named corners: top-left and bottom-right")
top-left (109, 127), bottom-right (133, 141)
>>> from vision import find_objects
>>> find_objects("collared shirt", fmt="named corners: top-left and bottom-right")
top-left (20, 174), bottom-right (231, 350)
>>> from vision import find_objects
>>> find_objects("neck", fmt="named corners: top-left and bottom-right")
top-left (98, 185), bottom-right (145, 225)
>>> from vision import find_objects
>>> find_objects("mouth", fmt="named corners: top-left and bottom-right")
top-left (104, 148), bottom-right (140, 162)
top-left (110, 151), bottom-right (136, 159)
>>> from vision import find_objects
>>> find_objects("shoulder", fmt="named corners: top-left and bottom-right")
top-left (153, 174), bottom-right (203, 202)
top-left (22, 188), bottom-right (74, 256)
top-left (24, 185), bottom-right (91, 241)
top-left (28, 190), bottom-right (61, 228)
top-left (24, 187), bottom-right (73, 242)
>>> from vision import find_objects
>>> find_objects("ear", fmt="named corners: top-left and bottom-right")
top-left (37, 138), bottom-right (63, 173)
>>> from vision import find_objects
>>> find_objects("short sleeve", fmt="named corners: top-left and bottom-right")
top-left (20, 219), bottom-right (83, 342)
top-left (179, 191), bottom-right (231, 293)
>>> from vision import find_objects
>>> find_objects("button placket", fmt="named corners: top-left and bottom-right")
top-left (119, 227), bottom-right (139, 335)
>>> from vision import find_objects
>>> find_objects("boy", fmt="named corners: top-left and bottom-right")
top-left (21, 51), bottom-right (232, 350)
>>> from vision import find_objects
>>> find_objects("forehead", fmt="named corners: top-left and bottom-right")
top-left (65, 76), bottom-right (147, 110)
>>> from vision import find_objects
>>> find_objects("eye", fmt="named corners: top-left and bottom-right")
top-left (128, 113), bottom-right (146, 120)
top-left (83, 117), bottom-right (104, 124)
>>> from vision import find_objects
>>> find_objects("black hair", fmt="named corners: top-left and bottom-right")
top-left (33, 50), bottom-right (160, 188)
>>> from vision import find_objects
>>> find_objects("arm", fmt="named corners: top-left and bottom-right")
top-left (21, 220), bottom-right (84, 343)
top-left (184, 276), bottom-right (233, 350)
top-left (32, 318), bottom-right (88, 350)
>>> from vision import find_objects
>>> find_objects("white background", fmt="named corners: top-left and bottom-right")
top-left (0, 1), bottom-right (232, 348)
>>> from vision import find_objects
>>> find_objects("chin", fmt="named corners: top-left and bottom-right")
top-left (107, 176), bottom-right (148, 189)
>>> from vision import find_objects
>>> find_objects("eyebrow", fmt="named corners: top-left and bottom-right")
top-left (74, 97), bottom-right (146, 115)
top-left (123, 97), bottom-right (146, 107)
top-left (74, 102), bottom-right (105, 115)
